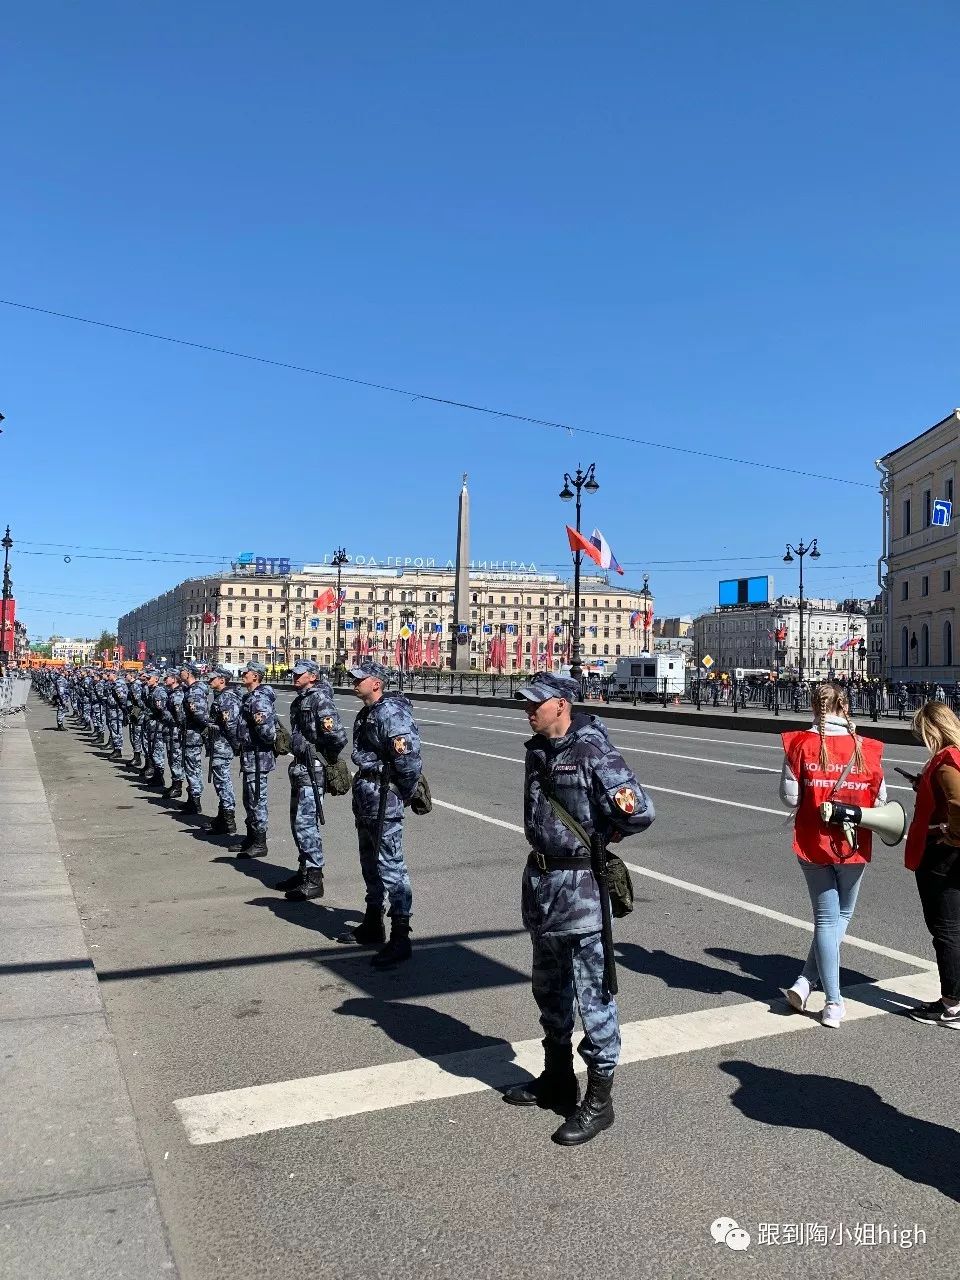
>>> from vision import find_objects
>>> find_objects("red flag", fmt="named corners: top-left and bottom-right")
top-left (546, 630), bottom-right (555, 667)
top-left (643, 608), bottom-right (653, 631)
top-left (515, 627), bottom-right (522, 668)
top-left (326, 589), bottom-right (346, 614)
top-left (565, 525), bottom-right (603, 568)
top-left (313, 587), bottom-right (335, 612)
top-left (394, 636), bottom-right (402, 667)
top-left (137, 640), bottom-right (147, 662)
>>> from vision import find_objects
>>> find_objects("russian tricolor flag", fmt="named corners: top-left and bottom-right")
top-left (589, 528), bottom-right (624, 575)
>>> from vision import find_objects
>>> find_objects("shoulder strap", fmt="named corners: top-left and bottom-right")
top-left (537, 764), bottom-right (592, 852)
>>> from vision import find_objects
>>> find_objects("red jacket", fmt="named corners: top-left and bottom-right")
top-left (781, 730), bottom-right (885, 865)
top-left (904, 746), bottom-right (960, 871)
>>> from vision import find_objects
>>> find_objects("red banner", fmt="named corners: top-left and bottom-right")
top-left (137, 640), bottom-right (147, 662)
top-left (1, 598), bottom-right (14, 655)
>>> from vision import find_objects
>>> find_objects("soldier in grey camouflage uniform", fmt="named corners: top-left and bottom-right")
top-left (504, 672), bottom-right (654, 1146)
top-left (205, 666), bottom-right (240, 837)
top-left (179, 662), bottom-right (211, 814)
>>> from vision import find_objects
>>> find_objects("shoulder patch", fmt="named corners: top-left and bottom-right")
top-left (614, 786), bottom-right (637, 814)
top-left (393, 736), bottom-right (408, 755)
top-left (322, 716), bottom-right (335, 732)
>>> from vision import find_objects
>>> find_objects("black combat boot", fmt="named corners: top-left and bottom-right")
top-left (147, 772), bottom-right (166, 789)
top-left (236, 829), bottom-right (268, 859)
top-left (108, 748), bottom-right (122, 761)
top-left (551, 1070), bottom-right (614, 1146)
top-left (223, 810), bottom-right (237, 836)
top-left (285, 867), bottom-right (324, 901)
top-left (503, 1040), bottom-right (579, 1113)
top-left (338, 906), bottom-right (387, 946)
top-left (182, 795), bottom-right (202, 815)
top-left (132, 753), bottom-right (143, 769)
top-left (276, 863), bottom-right (306, 892)
top-left (163, 779), bottom-right (184, 799)
top-left (207, 805), bottom-right (226, 833)
top-left (371, 915), bottom-right (412, 968)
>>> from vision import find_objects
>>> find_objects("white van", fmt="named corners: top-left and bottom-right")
top-left (607, 652), bottom-right (685, 700)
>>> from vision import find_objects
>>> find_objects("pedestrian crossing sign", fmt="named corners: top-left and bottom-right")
top-left (702, 654), bottom-right (714, 669)
top-left (399, 625), bottom-right (412, 640)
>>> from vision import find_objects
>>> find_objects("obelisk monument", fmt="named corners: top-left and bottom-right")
top-left (451, 474), bottom-right (471, 670)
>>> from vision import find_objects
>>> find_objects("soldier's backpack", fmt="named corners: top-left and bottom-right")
top-left (272, 721), bottom-right (292, 757)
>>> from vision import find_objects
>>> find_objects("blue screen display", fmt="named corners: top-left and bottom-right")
top-left (719, 576), bottom-right (770, 606)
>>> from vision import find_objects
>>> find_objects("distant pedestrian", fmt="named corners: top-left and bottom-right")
top-left (780, 682), bottom-right (885, 1028)
top-left (903, 703), bottom-right (960, 1029)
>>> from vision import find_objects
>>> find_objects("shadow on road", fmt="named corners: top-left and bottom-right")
top-left (720, 1060), bottom-right (960, 1204)
top-left (705, 945), bottom-right (878, 993)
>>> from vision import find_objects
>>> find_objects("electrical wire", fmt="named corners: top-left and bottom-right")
top-left (0, 298), bottom-right (876, 489)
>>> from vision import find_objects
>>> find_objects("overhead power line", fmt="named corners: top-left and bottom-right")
top-left (0, 298), bottom-right (876, 489)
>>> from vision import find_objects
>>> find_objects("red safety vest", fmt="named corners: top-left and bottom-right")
top-left (903, 746), bottom-right (960, 871)
top-left (781, 730), bottom-right (885, 865)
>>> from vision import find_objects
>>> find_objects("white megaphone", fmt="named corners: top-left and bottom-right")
top-left (819, 800), bottom-right (907, 848)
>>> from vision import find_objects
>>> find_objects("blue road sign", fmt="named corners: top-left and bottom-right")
top-left (457, 623), bottom-right (469, 635)
top-left (376, 622), bottom-right (385, 631)
top-left (343, 621), bottom-right (354, 631)
top-left (933, 499), bottom-right (952, 527)
top-left (309, 618), bottom-right (319, 630)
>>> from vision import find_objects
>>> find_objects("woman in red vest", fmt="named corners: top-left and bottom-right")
top-left (903, 702), bottom-right (960, 1028)
top-left (780, 682), bottom-right (885, 1027)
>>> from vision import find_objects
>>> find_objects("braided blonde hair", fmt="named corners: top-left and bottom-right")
top-left (813, 681), bottom-right (864, 773)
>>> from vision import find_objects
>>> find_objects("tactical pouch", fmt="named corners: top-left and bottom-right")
top-left (543, 793), bottom-right (635, 918)
top-left (272, 722), bottom-right (292, 756)
top-left (410, 772), bottom-right (433, 816)
top-left (323, 756), bottom-right (352, 796)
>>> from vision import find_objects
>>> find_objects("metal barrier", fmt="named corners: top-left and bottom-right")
top-left (0, 673), bottom-right (31, 721)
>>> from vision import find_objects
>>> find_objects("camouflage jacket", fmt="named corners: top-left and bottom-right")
top-left (237, 684), bottom-right (277, 774)
top-left (182, 681), bottom-right (211, 745)
top-left (291, 679), bottom-right (348, 761)
top-left (522, 712), bottom-right (654, 936)
top-left (351, 693), bottom-right (422, 824)
top-left (209, 686), bottom-right (242, 759)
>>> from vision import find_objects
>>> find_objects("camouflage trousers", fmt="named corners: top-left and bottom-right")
top-left (241, 771), bottom-right (268, 834)
top-left (164, 728), bottom-right (184, 782)
top-left (55, 703), bottom-right (66, 728)
top-left (289, 761), bottom-right (325, 869)
top-left (105, 706), bottom-right (124, 751)
top-left (148, 721), bottom-right (167, 774)
top-left (210, 755), bottom-right (236, 813)
top-left (530, 931), bottom-right (620, 1076)
top-left (129, 715), bottom-right (144, 757)
top-left (91, 702), bottom-right (104, 731)
top-left (356, 818), bottom-right (412, 918)
top-left (183, 740), bottom-right (204, 800)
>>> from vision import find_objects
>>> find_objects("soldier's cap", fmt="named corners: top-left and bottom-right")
top-left (163, 669), bottom-right (179, 681)
top-left (179, 661), bottom-right (201, 676)
top-left (291, 659), bottom-right (320, 678)
top-left (143, 667), bottom-right (159, 678)
top-left (514, 673), bottom-right (581, 704)
top-left (349, 660), bottom-right (387, 683)
top-left (244, 660), bottom-right (267, 677)
top-left (208, 665), bottom-right (232, 681)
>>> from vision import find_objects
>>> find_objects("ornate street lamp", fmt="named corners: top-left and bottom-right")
top-left (783, 538), bottom-right (820, 684)
top-left (560, 464), bottom-right (599, 680)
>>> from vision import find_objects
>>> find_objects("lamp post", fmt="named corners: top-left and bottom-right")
top-left (331, 547), bottom-right (348, 673)
top-left (1, 526), bottom-right (12, 672)
top-left (783, 538), bottom-right (820, 685)
top-left (640, 573), bottom-right (651, 654)
top-left (559, 463), bottom-right (599, 680)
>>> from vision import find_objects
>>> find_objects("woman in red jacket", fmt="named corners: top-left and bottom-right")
top-left (780, 682), bottom-right (885, 1027)
top-left (903, 702), bottom-right (960, 1028)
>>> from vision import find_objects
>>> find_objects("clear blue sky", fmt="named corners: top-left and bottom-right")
top-left (3, 1), bottom-right (958, 641)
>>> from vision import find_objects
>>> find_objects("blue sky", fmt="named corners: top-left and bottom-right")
top-left (2, 1), bottom-right (958, 640)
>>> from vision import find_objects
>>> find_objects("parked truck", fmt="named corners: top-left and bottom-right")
top-left (606, 652), bottom-right (686, 700)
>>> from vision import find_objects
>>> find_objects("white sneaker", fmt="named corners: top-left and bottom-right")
top-left (786, 977), bottom-right (811, 1012)
top-left (821, 1002), bottom-right (844, 1028)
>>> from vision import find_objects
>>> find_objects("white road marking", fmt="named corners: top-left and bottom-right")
top-left (175, 969), bottom-right (937, 1145)
top-left (430, 796), bottom-right (935, 971)
top-left (424, 740), bottom-right (787, 816)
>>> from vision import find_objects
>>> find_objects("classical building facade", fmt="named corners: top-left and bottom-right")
top-left (118, 564), bottom-right (657, 674)
top-left (691, 597), bottom-right (869, 678)
top-left (879, 409), bottom-right (959, 683)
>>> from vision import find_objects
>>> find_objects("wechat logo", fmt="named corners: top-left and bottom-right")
top-left (711, 1217), bottom-right (751, 1251)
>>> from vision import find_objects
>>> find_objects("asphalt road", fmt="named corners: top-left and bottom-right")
top-left (28, 694), bottom-right (960, 1280)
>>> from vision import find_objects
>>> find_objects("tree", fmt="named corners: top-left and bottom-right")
top-left (95, 630), bottom-right (118, 655)
top-left (32, 643), bottom-right (53, 658)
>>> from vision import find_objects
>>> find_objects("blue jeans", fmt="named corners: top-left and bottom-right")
top-left (798, 860), bottom-right (866, 1005)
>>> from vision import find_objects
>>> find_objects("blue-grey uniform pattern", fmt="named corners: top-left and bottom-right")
top-left (53, 673), bottom-right (70, 727)
top-left (107, 678), bottom-right (128, 750)
top-left (165, 683), bottom-right (186, 782)
top-left (182, 680), bottom-right (211, 800)
top-left (237, 684), bottom-right (277, 833)
top-left (92, 676), bottom-right (106, 732)
top-left (208, 684), bottom-right (241, 813)
top-left (147, 682), bottom-right (169, 775)
top-left (351, 693), bottom-right (422, 917)
top-left (289, 678), bottom-right (348, 869)
top-left (522, 711), bottom-right (654, 1075)
top-left (127, 678), bottom-right (146, 757)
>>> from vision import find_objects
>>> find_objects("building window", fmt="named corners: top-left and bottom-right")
top-left (945, 621), bottom-right (953, 667)
top-left (902, 581), bottom-right (909, 601)
top-left (947, 478), bottom-right (954, 503)
top-left (924, 490), bottom-right (932, 527)
top-left (922, 576), bottom-right (929, 597)
top-left (226, 634), bottom-right (232, 646)
top-left (902, 498), bottom-right (911, 535)
top-left (224, 652), bottom-right (232, 662)
top-left (944, 569), bottom-right (952, 593)
top-left (922, 623), bottom-right (930, 667)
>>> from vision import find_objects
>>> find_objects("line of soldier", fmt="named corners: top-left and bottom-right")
top-left (33, 657), bottom-right (425, 969)
top-left (34, 662), bottom-right (657, 1146)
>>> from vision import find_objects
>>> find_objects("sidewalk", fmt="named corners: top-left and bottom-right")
top-left (0, 703), bottom-right (177, 1279)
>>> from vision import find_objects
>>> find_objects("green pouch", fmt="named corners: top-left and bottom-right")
top-left (323, 756), bottom-right (352, 796)
top-left (410, 772), bottom-right (433, 815)
top-left (604, 853), bottom-right (634, 918)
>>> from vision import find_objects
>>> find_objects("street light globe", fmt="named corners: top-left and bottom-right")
top-left (811, 545), bottom-right (821, 559)
top-left (584, 474), bottom-right (600, 494)
top-left (783, 551), bottom-right (794, 563)
top-left (559, 483), bottom-right (574, 501)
